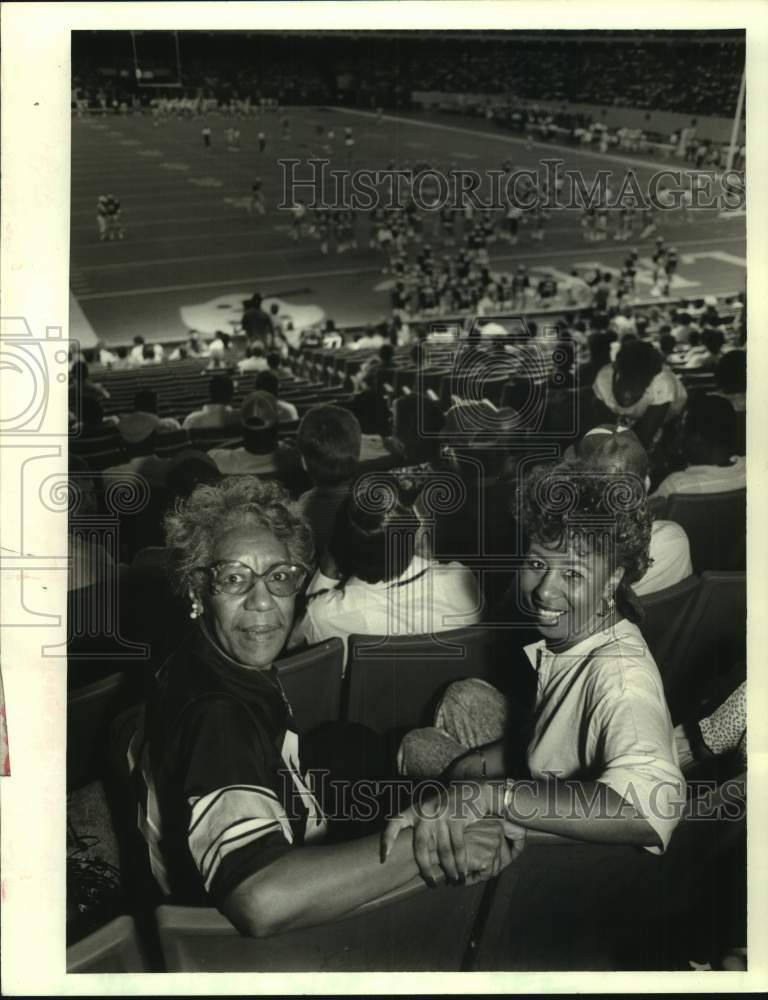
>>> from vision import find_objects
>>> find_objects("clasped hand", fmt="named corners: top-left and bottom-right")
top-left (381, 782), bottom-right (526, 886)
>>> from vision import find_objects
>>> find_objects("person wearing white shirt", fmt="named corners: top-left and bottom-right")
top-left (386, 461), bottom-right (684, 878)
top-left (129, 336), bottom-right (147, 366)
top-left (236, 345), bottom-right (269, 373)
top-left (566, 424), bottom-right (693, 596)
top-left (290, 477), bottom-right (481, 667)
top-left (206, 390), bottom-right (281, 476)
top-left (652, 394), bottom-right (746, 500)
top-left (182, 375), bottom-right (240, 431)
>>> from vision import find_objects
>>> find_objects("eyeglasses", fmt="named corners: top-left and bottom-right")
top-left (198, 560), bottom-right (308, 598)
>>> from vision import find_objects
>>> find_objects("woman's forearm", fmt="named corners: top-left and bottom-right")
top-left (221, 829), bottom-right (425, 938)
top-left (486, 779), bottom-right (659, 848)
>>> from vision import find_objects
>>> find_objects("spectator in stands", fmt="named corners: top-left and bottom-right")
top-left (207, 390), bottom-right (281, 475)
top-left (385, 393), bottom-right (446, 472)
top-left (129, 336), bottom-right (147, 366)
top-left (651, 394), bottom-right (745, 499)
top-left (715, 349), bottom-right (746, 413)
top-left (687, 329), bottom-right (725, 372)
top-left (322, 319), bottom-right (343, 351)
top-left (103, 414), bottom-right (171, 490)
top-left (266, 350), bottom-right (293, 379)
top-left (182, 374), bottom-right (240, 431)
top-left (670, 312), bottom-right (699, 346)
top-left (611, 306), bottom-right (637, 338)
top-left (574, 425), bottom-right (692, 595)
top-left (576, 332), bottom-right (612, 388)
top-left (657, 332), bottom-right (679, 363)
top-left (135, 476), bottom-right (509, 932)
top-left (166, 450), bottom-right (222, 505)
top-left (71, 394), bottom-right (121, 442)
top-left (113, 345), bottom-right (131, 370)
top-left (387, 461), bottom-right (684, 872)
top-left (237, 344), bottom-right (269, 373)
top-left (353, 342), bottom-right (398, 394)
top-left (295, 405), bottom-right (362, 559)
top-left (170, 334), bottom-right (208, 362)
top-left (142, 343), bottom-right (163, 366)
top-left (69, 360), bottom-right (110, 403)
top-left (593, 339), bottom-right (687, 447)
top-left (206, 331), bottom-right (233, 370)
top-left (254, 370), bottom-right (299, 424)
top-left (679, 331), bottom-right (711, 369)
top-left (348, 369), bottom-right (392, 437)
top-left (291, 475), bottom-right (481, 663)
top-left (241, 292), bottom-right (274, 346)
top-left (118, 389), bottom-right (181, 442)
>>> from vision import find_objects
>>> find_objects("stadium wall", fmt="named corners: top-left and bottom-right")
top-left (411, 91), bottom-right (745, 144)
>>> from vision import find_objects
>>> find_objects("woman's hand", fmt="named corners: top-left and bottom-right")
top-left (382, 783), bottom-right (506, 885)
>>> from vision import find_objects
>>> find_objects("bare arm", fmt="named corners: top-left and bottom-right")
top-left (222, 821), bottom-right (509, 939)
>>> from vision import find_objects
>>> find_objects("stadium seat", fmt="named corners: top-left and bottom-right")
top-left (665, 570), bottom-right (746, 721)
top-left (662, 490), bottom-right (746, 573)
top-left (638, 574), bottom-right (701, 687)
top-left (188, 427), bottom-right (243, 450)
top-left (274, 638), bottom-right (345, 735)
top-left (155, 877), bottom-right (487, 972)
top-left (68, 670), bottom-right (134, 790)
top-left (344, 627), bottom-right (498, 734)
top-left (66, 915), bottom-right (149, 973)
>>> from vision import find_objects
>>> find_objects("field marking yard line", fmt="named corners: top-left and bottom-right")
top-left (74, 234), bottom-right (746, 302)
top-left (333, 107), bottom-right (706, 174)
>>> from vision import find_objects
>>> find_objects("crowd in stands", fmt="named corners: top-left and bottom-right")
top-left (72, 31), bottom-right (744, 119)
top-left (66, 278), bottom-right (746, 971)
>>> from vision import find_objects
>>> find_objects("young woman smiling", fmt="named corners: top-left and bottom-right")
top-left (384, 460), bottom-right (685, 885)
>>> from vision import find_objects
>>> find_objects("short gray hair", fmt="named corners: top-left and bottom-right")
top-left (164, 476), bottom-right (315, 597)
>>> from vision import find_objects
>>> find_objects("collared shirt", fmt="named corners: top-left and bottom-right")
top-left (523, 618), bottom-right (685, 854)
top-left (651, 455), bottom-right (746, 500)
top-left (632, 519), bottom-right (693, 597)
top-left (298, 555), bottom-right (481, 668)
top-left (182, 404), bottom-right (240, 431)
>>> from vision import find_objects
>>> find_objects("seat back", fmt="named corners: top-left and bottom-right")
top-left (663, 489), bottom-right (746, 573)
top-left (156, 878), bottom-right (486, 972)
top-left (665, 570), bottom-right (746, 721)
top-left (67, 915), bottom-right (149, 973)
top-left (153, 428), bottom-right (192, 457)
top-left (275, 638), bottom-right (344, 735)
top-left (345, 627), bottom-right (497, 734)
top-left (638, 574), bottom-right (701, 685)
top-left (68, 671), bottom-right (132, 789)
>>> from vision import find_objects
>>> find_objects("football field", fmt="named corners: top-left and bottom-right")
top-left (70, 106), bottom-right (746, 346)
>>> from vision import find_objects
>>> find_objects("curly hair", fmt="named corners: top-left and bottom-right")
top-left (515, 460), bottom-right (653, 623)
top-left (164, 476), bottom-right (315, 598)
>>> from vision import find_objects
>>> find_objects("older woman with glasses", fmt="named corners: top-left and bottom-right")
top-left (133, 476), bottom-right (511, 938)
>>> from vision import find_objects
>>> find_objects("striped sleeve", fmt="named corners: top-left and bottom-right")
top-left (178, 697), bottom-right (294, 905)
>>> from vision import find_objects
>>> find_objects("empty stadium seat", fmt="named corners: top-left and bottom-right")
top-left (274, 638), bottom-right (345, 735)
top-left (638, 574), bottom-right (701, 688)
top-left (155, 876), bottom-right (487, 972)
top-left (68, 670), bottom-right (134, 790)
top-left (665, 570), bottom-right (746, 721)
top-left (662, 490), bottom-right (746, 573)
top-left (66, 915), bottom-right (149, 973)
top-left (344, 627), bottom-right (498, 734)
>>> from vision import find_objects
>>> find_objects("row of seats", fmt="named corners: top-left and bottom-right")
top-left (68, 570), bottom-right (745, 793)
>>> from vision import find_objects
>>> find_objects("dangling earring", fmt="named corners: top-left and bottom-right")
top-left (189, 598), bottom-right (203, 620)
top-left (599, 595), bottom-right (615, 618)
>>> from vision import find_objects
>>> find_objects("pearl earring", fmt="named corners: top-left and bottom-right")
top-left (600, 596), bottom-right (615, 617)
top-left (189, 599), bottom-right (202, 620)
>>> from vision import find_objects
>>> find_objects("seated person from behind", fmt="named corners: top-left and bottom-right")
top-left (569, 424), bottom-right (692, 595)
top-left (348, 369), bottom-right (392, 438)
top-left (236, 345), bottom-right (269, 373)
top-left (182, 374), bottom-right (240, 431)
top-left (651, 393), bottom-right (745, 500)
top-left (383, 460), bottom-right (685, 885)
top-left (133, 477), bottom-right (511, 935)
top-left (385, 393), bottom-right (446, 475)
top-left (254, 369), bottom-right (299, 424)
top-left (290, 474), bottom-right (481, 664)
top-left (207, 391), bottom-right (282, 476)
top-left (118, 388), bottom-right (181, 441)
top-left (295, 405), bottom-right (362, 560)
top-left (103, 414), bottom-right (171, 489)
top-left (593, 339), bottom-right (687, 447)
top-left (715, 349), bottom-right (746, 414)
